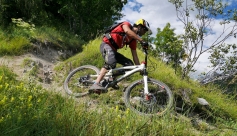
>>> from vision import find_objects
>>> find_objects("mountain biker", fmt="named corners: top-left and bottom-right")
top-left (89, 19), bottom-right (152, 92)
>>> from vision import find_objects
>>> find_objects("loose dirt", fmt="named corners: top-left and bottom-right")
top-left (0, 45), bottom-right (66, 95)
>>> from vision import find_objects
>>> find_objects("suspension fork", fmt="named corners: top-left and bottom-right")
top-left (142, 48), bottom-right (149, 99)
top-left (143, 72), bottom-right (153, 101)
top-left (141, 61), bottom-right (149, 95)
top-left (143, 71), bottom-right (149, 95)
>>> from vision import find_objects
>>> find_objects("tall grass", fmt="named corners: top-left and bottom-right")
top-left (56, 38), bottom-right (237, 128)
top-left (33, 26), bottom-right (85, 51)
top-left (1, 65), bottom-right (236, 135)
top-left (0, 27), bottom-right (31, 56)
top-left (0, 23), bottom-right (85, 57)
top-left (1, 31), bottom-right (237, 135)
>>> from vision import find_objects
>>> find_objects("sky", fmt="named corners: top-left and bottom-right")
top-left (120, 0), bottom-right (237, 78)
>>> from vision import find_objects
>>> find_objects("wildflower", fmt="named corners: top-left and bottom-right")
top-left (5, 83), bottom-right (9, 89)
top-left (114, 115), bottom-right (122, 123)
top-left (117, 115), bottom-right (121, 119)
top-left (28, 104), bottom-right (33, 108)
top-left (115, 105), bottom-right (119, 112)
top-left (19, 97), bottom-right (24, 101)
top-left (0, 117), bottom-right (4, 123)
top-left (11, 97), bottom-right (15, 102)
top-left (125, 108), bottom-right (130, 115)
top-left (37, 99), bottom-right (41, 103)
top-left (0, 96), bottom-right (7, 105)
top-left (28, 95), bottom-right (32, 102)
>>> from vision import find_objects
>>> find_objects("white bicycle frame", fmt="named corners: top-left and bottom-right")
top-left (102, 62), bottom-right (149, 95)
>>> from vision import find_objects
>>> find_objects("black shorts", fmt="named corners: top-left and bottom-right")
top-left (100, 42), bottom-right (134, 69)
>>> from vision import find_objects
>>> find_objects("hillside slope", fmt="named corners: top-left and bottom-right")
top-left (0, 38), bottom-right (236, 135)
top-left (57, 38), bottom-right (237, 117)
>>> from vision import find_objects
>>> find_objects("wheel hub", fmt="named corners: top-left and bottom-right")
top-left (141, 94), bottom-right (157, 106)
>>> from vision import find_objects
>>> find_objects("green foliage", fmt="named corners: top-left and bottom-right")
top-left (209, 43), bottom-right (237, 72)
top-left (0, 27), bottom-right (31, 56)
top-left (12, 18), bottom-right (35, 31)
top-left (153, 23), bottom-right (185, 75)
top-left (1, 38), bottom-right (237, 135)
top-left (60, 38), bottom-right (104, 70)
top-left (0, 67), bottom-right (78, 135)
top-left (57, 38), bottom-right (237, 122)
top-left (0, 20), bottom-right (85, 56)
top-left (0, 66), bottom-right (193, 135)
top-left (33, 26), bottom-right (85, 52)
top-left (0, 19), bottom-right (34, 56)
top-left (57, 0), bottom-right (127, 40)
top-left (169, 0), bottom-right (237, 79)
top-left (0, 0), bottom-right (127, 41)
top-left (207, 43), bottom-right (237, 92)
top-left (0, 66), bottom-right (17, 84)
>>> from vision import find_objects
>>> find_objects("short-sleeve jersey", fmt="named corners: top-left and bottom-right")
top-left (103, 21), bottom-right (137, 50)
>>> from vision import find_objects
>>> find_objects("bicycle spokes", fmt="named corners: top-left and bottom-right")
top-left (64, 66), bottom-right (99, 96)
top-left (125, 79), bottom-right (173, 115)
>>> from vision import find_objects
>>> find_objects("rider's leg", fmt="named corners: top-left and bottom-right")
top-left (116, 52), bottom-right (134, 66)
top-left (95, 67), bottom-right (107, 83)
top-left (89, 67), bottom-right (108, 91)
top-left (89, 42), bottom-right (117, 91)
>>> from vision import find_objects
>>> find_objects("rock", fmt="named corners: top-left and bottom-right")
top-left (181, 88), bottom-right (192, 103)
top-left (197, 98), bottom-right (209, 106)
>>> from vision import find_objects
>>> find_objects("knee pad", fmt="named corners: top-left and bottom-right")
top-left (124, 60), bottom-right (134, 66)
top-left (103, 63), bottom-right (116, 70)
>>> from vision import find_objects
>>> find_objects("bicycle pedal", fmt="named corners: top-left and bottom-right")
top-left (88, 89), bottom-right (102, 94)
top-left (112, 84), bottom-right (119, 90)
top-left (88, 89), bottom-right (103, 95)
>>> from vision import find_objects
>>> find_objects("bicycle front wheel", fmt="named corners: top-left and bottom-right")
top-left (64, 65), bottom-right (100, 97)
top-left (124, 78), bottom-right (173, 116)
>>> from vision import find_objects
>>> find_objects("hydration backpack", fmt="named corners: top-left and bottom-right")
top-left (104, 22), bottom-right (125, 35)
top-left (104, 21), bottom-right (134, 49)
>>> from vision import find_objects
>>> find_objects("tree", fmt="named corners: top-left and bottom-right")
top-left (199, 43), bottom-right (237, 93)
top-left (56, 0), bottom-right (127, 40)
top-left (154, 23), bottom-right (185, 74)
top-left (0, 0), bottom-right (128, 41)
top-left (169, 0), bottom-right (237, 79)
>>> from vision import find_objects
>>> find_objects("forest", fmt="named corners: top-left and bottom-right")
top-left (0, 0), bottom-right (127, 41)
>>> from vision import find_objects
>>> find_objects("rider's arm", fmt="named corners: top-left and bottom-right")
top-left (131, 49), bottom-right (140, 65)
top-left (122, 25), bottom-right (143, 42)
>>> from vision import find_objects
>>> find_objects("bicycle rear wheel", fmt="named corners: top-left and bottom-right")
top-left (64, 65), bottom-right (100, 97)
top-left (124, 78), bottom-right (173, 116)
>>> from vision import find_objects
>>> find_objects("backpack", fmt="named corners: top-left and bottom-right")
top-left (104, 22), bottom-right (125, 35)
top-left (104, 21), bottom-right (134, 49)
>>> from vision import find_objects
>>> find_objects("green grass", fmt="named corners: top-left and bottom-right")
top-left (33, 26), bottom-right (85, 51)
top-left (0, 25), bottom-right (85, 57)
top-left (0, 66), bottom-right (236, 135)
top-left (56, 38), bottom-right (237, 119)
top-left (0, 35), bottom-right (31, 56)
top-left (55, 38), bottom-right (237, 132)
top-left (0, 28), bottom-right (237, 135)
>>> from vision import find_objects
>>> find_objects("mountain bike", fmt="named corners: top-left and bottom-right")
top-left (64, 47), bottom-right (173, 116)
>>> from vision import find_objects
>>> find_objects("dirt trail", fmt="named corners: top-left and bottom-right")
top-left (0, 46), bottom-right (66, 95)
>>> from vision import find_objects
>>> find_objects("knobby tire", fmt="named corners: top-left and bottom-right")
top-left (64, 65), bottom-right (100, 97)
top-left (124, 78), bottom-right (173, 116)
